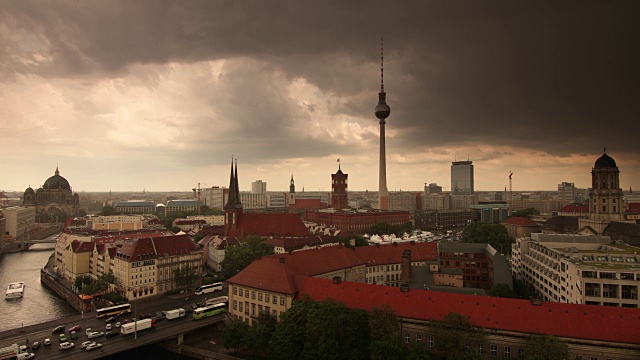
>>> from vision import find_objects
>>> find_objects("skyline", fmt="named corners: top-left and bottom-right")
top-left (1, 1), bottom-right (639, 193)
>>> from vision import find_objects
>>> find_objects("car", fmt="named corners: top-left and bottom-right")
top-left (105, 324), bottom-right (112, 331)
top-left (43, 338), bottom-right (51, 346)
top-left (68, 325), bottom-right (81, 332)
top-left (17, 353), bottom-right (35, 360)
top-left (52, 325), bottom-right (65, 333)
top-left (70, 331), bottom-right (78, 340)
top-left (58, 334), bottom-right (67, 342)
top-left (156, 311), bottom-right (165, 318)
top-left (86, 343), bottom-right (102, 351)
top-left (87, 331), bottom-right (104, 339)
top-left (105, 316), bottom-right (116, 323)
top-left (115, 322), bottom-right (121, 328)
top-left (31, 341), bottom-right (40, 350)
top-left (80, 341), bottom-right (95, 349)
top-left (59, 342), bottom-right (75, 350)
top-left (105, 330), bottom-right (119, 338)
top-left (196, 302), bottom-right (205, 307)
top-left (19, 345), bottom-right (27, 354)
top-left (85, 328), bottom-right (92, 335)
top-left (122, 319), bottom-right (130, 325)
top-left (139, 314), bottom-right (147, 320)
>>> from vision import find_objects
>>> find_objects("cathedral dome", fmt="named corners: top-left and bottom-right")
top-left (43, 168), bottom-right (71, 190)
top-left (24, 187), bottom-right (35, 196)
top-left (594, 152), bottom-right (617, 169)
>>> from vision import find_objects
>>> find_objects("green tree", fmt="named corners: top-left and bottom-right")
top-left (519, 334), bottom-right (568, 360)
top-left (174, 266), bottom-right (198, 288)
top-left (370, 222), bottom-right (393, 236)
top-left (461, 222), bottom-right (514, 255)
top-left (100, 206), bottom-right (122, 216)
top-left (78, 208), bottom-right (88, 217)
top-left (74, 275), bottom-right (92, 289)
top-left (510, 208), bottom-right (540, 218)
top-left (221, 235), bottom-right (273, 277)
top-left (431, 312), bottom-right (485, 360)
top-left (492, 283), bottom-right (517, 298)
top-left (221, 318), bottom-right (249, 351)
top-left (245, 312), bottom-right (277, 356)
top-left (407, 342), bottom-right (437, 360)
top-left (513, 279), bottom-right (538, 299)
top-left (370, 335), bottom-right (409, 360)
top-left (369, 304), bottom-right (400, 341)
top-left (269, 298), bottom-right (313, 360)
top-left (170, 226), bottom-right (182, 233)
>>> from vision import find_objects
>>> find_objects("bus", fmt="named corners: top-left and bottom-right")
top-left (96, 303), bottom-right (132, 319)
top-left (205, 296), bottom-right (229, 306)
top-left (194, 283), bottom-right (223, 295)
top-left (193, 303), bottom-right (227, 320)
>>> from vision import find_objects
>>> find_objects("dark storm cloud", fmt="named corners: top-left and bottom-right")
top-left (2, 0), bottom-right (638, 159)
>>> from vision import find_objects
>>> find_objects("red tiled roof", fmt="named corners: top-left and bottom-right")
top-left (262, 235), bottom-right (338, 251)
top-left (196, 225), bottom-right (225, 237)
top-left (295, 276), bottom-right (640, 345)
top-left (560, 204), bottom-right (589, 213)
top-left (211, 237), bottom-right (241, 250)
top-left (107, 247), bottom-right (117, 258)
top-left (94, 231), bottom-right (166, 243)
top-left (227, 243), bottom-right (438, 292)
top-left (116, 234), bottom-right (199, 262)
top-left (227, 257), bottom-right (297, 294)
top-left (228, 213), bottom-right (311, 237)
top-left (627, 203), bottom-right (640, 212)
top-left (502, 217), bottom-right (539, 226)
top-left (174, 220), bottom-right (206, 225)
top-left (71, 241), bottom-right (95, 253)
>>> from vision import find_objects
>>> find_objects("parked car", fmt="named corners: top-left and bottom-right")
top-left (68, 325), bottom-right (81, 332)
top-left (52, 325), bottom-right (65, 333)
top-left (87, 331), bottom-right (104, 339)
top-left (19, 345), bottom-right (27, 354)
top-left (59, 342), bottom-right (75, 350)
top-left (43, 338), bottom-right (51, 346)
top-left (70, 331), bottom-right (78, 340)
top-left (105, 324), bottom-right (112, 331)
top-left (17, 353), bottom-right (35, 360)
top-left (31, 342), bottom-right (40, 350)
top-left (58, 334), bottom-right (67, 342)
top-left (80, 341), bottom-right (95, 349)
top-left (115, 322), bottom-right (121, 328)
top-left (86, 343), bottom-right (102, 351)
top-left (105, 330), bottom-right (119, 338)
top-left (85, 328), bottom-right (92, 335)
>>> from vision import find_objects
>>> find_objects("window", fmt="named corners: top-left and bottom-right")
top-left (405, 333), bottom-right (410, 343)
top-left (590, 357), bottom-right (598, 360)
top-left (265, 294), bottom-right (270, 303)
top-left (258, 293), bottom-right (263, 301)
top-left (416, 334), bottom-right (422, 343)
top-left (518, 349), bottom-right (525, 356)
top-left (233, 300), bottom-right (237, 310)
top-left (239, 302), bottom-right (243, 312)
top-left (427, 336), bottom-right (434, 347)
top-left (491, 344), bottom-right (497, 357)
top-left (252, 291), bottom-right (256, 300)
top-left (273, 296), bottom-right (277, 304)
top-left (504, 346), bottom-right (510, 358)
top-left (273, 309), bottom-right (278, 318)
top-left (281, 297), bottom-right (285, 305)
top-left (245, 290), bottom-right (250, 298)
top-left (478, 344), bottom-right (483, 355)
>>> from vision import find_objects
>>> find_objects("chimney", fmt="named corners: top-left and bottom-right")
top-left (401, 249), bottom-right (411, 284)
top-left (332, 276), bottom-right (342, 284)
top-left (400, 284), bottom-right (409, 292)
top-left (279, 257), bottom-right (285, 263)
top-left (530, 297), bottom-right (542, 306)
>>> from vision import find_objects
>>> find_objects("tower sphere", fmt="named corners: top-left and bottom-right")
top-left (375, 102), bottom-right (391, 120)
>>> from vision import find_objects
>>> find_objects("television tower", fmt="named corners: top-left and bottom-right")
top-left (375, 37), bottom-right (391, 210)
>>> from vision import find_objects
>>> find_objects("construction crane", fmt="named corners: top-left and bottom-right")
top-left (192, 183), bottom-right (202, 215)
top-left (509, 172), bottom-right (513, 215)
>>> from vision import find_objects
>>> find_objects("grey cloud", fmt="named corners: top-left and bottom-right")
top-left (1, 0), bottom-right (639, 161)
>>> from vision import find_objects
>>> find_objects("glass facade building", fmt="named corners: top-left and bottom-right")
top-left (451, 161), bottom-right (474, 195)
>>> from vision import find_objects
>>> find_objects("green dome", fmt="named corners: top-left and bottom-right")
top-left (43, 168), bottom-right (71, 190)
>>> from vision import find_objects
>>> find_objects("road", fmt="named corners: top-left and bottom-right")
top-left (0, 290), bottom-right (227, 359)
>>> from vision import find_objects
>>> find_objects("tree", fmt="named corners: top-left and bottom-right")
top-left (492, 283), bottom-right (517, 298)
top-left (370, 335), bottom-right (409, 360)
top-left (431, 312), bottom-right (485, 360)
top-left (371, 222), bottom-right (393, 236)
top-left (221, 235), bottom-right (273, 277)
top-left (244, 312), bottom-right (277, 356)
top-left (407, 342), bottom-right (437, 360)
top-left (509, 208), bottom-right (539, 218)
top-left (369, 304), bottom-right (400, 341)
top-left (221, 318), bottom-right (249, 351)
top-left (519, 334), bottom-right (568, 360)
top-left (513, 279), bottom-right (538, 299)
top-left (100, 206), bottom-right (122, 216)
top-left (78, 208), bottom-right (87, 217)
top-left (461, 222), bottom-right (514, 255)
top-left (74, 275), bottom-right (92, 289)
top-left (174, 266), bottom-right (198, 288)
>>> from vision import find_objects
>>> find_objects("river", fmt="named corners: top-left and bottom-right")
top-left (0, 244), bottom-right (76, 331)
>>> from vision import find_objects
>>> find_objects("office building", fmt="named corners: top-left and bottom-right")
top-left (451, 160), bottom-right (474, 195)
top-left (251, 180), bottom-right (267, 194)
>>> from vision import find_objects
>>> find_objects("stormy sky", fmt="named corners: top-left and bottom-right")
top-left (1, 1), bottom-right (638, 193)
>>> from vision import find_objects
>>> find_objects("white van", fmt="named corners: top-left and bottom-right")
top-left (17, 353), bottom-right (35, 360)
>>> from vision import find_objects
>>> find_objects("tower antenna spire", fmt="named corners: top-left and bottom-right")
top-left (380, 37), bottom-right (384, 92)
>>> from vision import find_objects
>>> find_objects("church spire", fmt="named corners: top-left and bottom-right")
top-left (290, 174), bottom-right (296, 193)
top-left (55, 165), bottom-right (59, 176)
top-left (225, 156), bottom-right (241, 209)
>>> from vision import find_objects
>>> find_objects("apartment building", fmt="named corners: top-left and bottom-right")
top-left (512, 233), bottom-right (640, 307)
top-left (1, 206), bottom-right (36, 240)
top-left (87, 215), bottom-right (144, 230)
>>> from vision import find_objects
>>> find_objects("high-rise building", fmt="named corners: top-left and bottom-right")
top-left (424, 183), bottom-right (443, 195)
top-left (451, 161), bottom-right (474, 195)
top-left (557, 182), bottom-right (576, 203)
top-left (375, 38), bottom-right (390, 210)
top-left (251, 180), bottom-right (267, 194)
top-left (331, 165), bottom-right (348, 211)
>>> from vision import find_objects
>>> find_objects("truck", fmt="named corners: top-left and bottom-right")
top-left (120, 318), bottom-right (156, 335)
top-left (0, 344), bottom-right (20, 360)
top-left (165, 308), bottom-right (186, 320)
